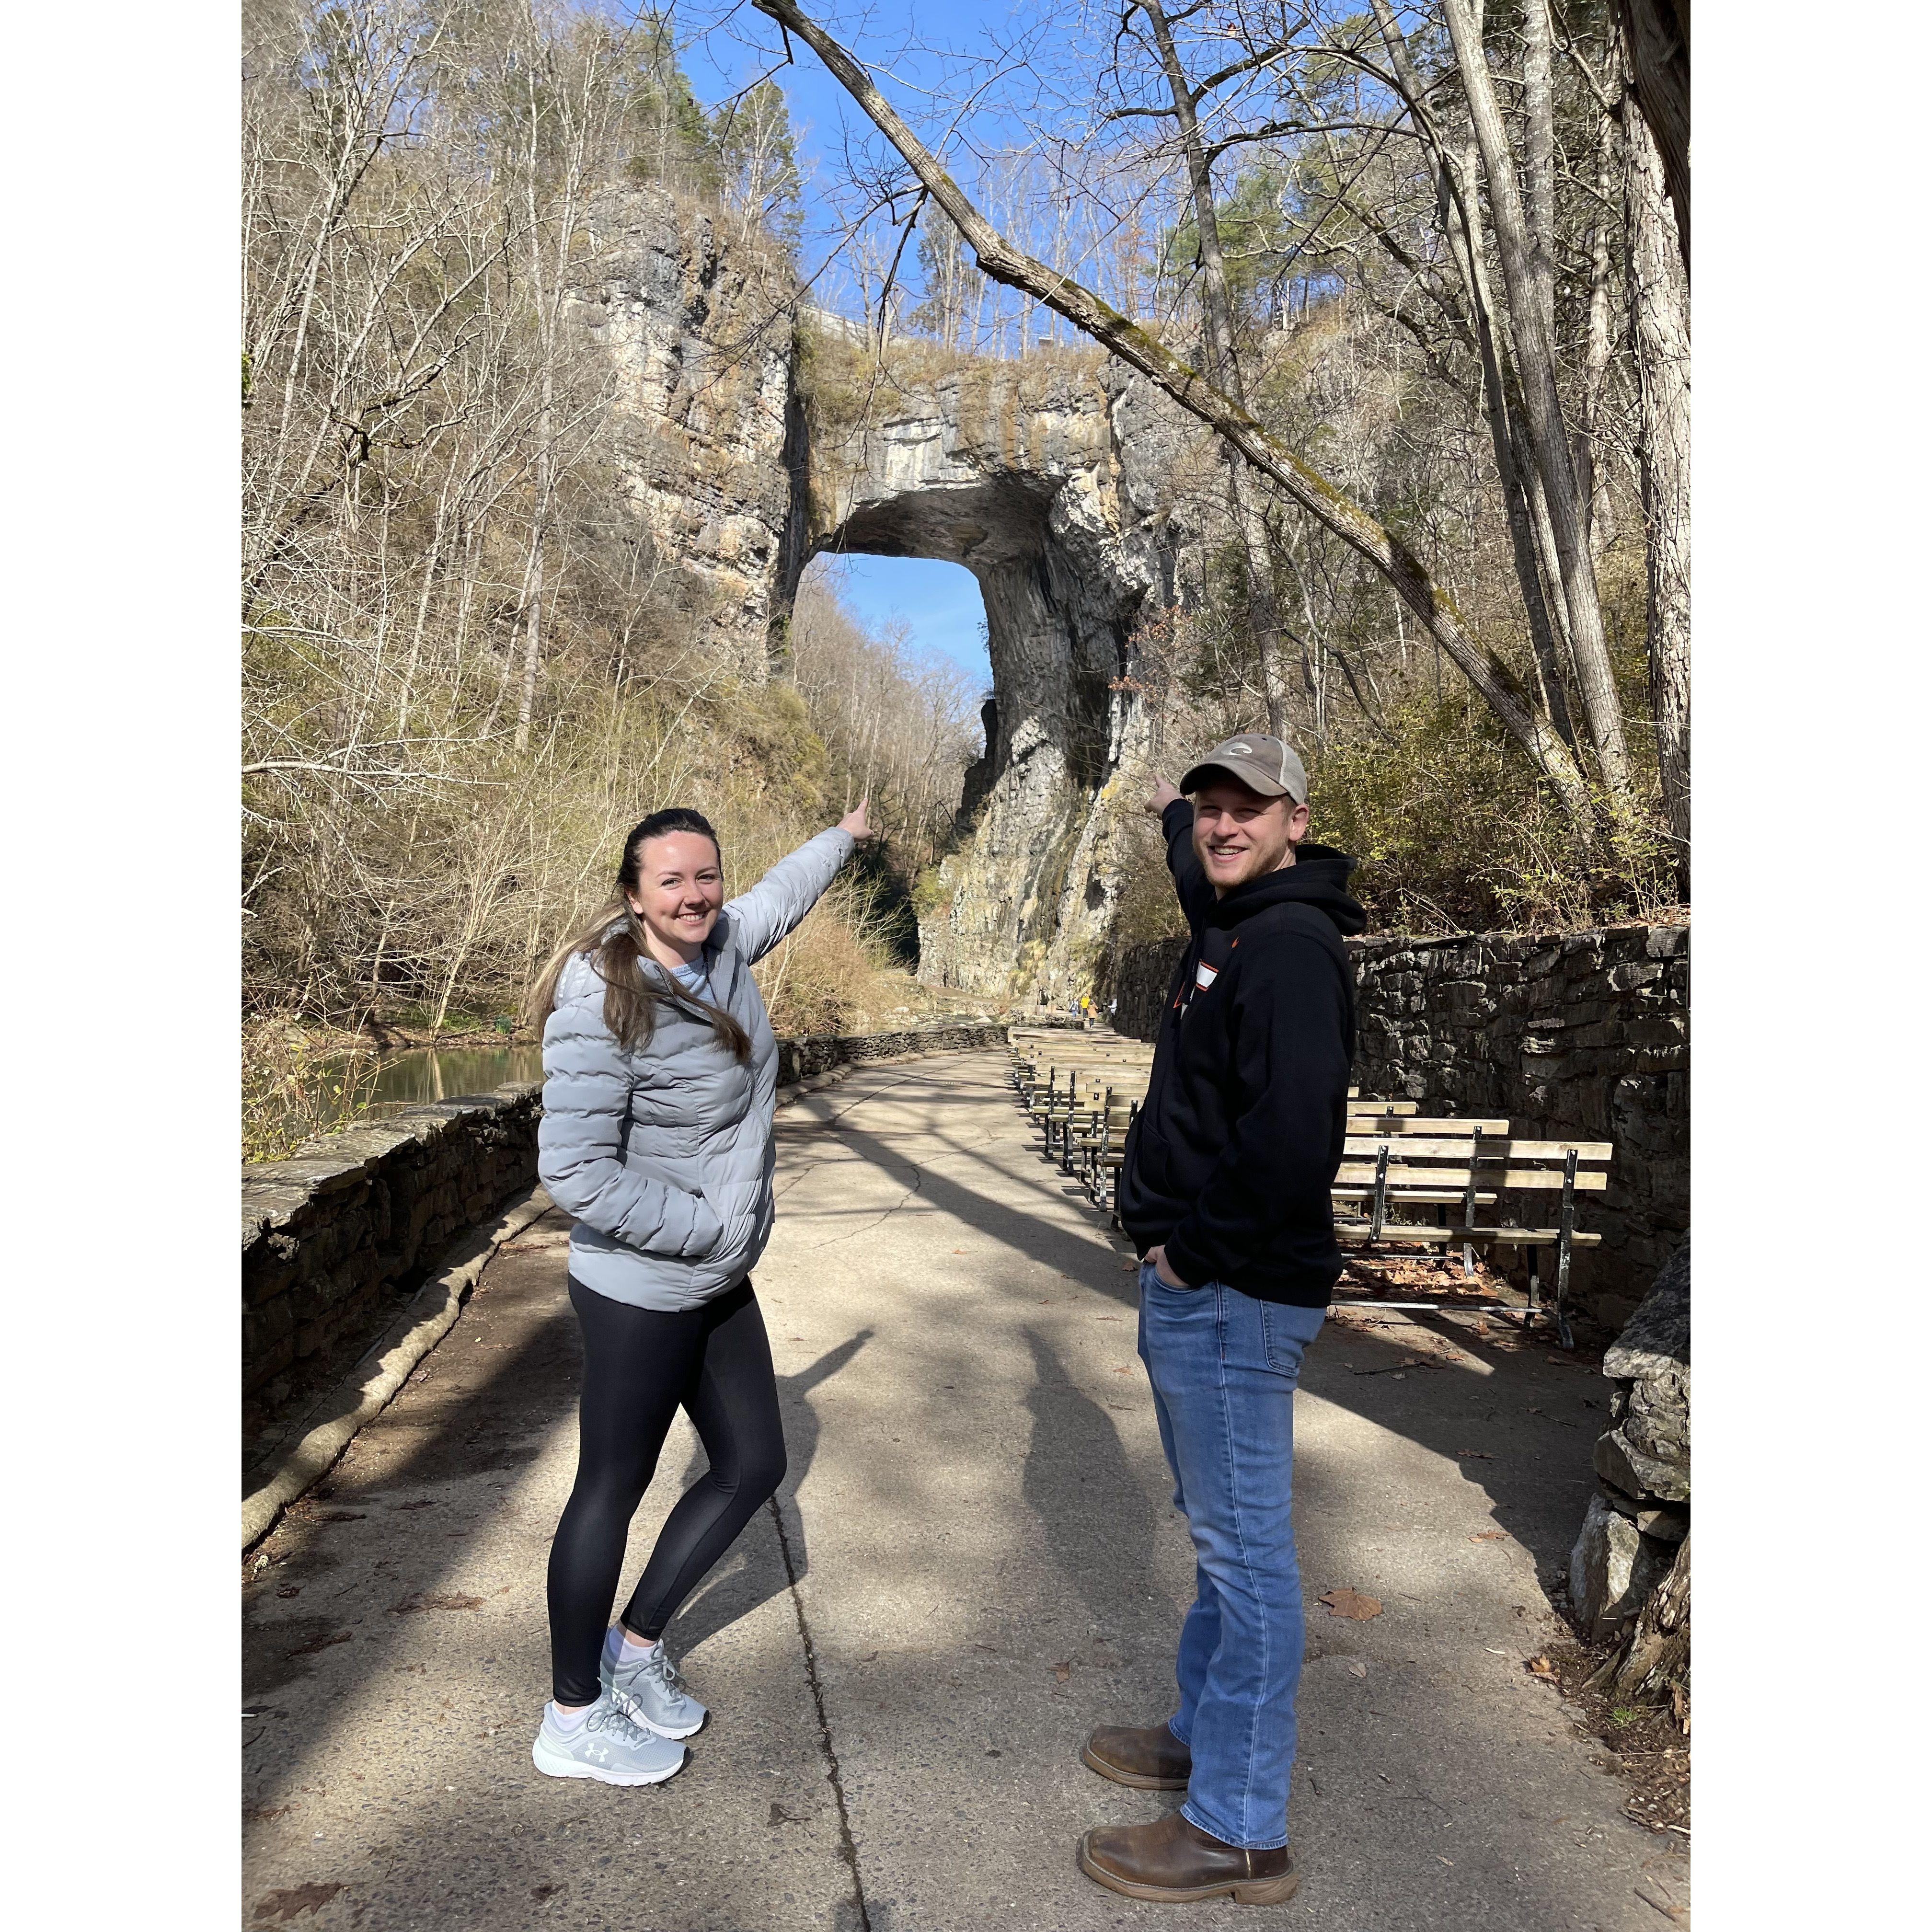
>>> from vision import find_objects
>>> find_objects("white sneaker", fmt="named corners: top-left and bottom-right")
top-left (531, 1697), bottom-right (688, 1786)
top-left (602, 1640), bottom-right (707, 1740)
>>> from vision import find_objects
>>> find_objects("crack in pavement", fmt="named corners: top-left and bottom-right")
top-left (769, 1495), bottom-right (871, 1932)
top-left (798, 1163), bottom-right (924, 1252)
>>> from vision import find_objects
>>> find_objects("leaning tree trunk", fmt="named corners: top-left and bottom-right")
top-left (1626, 93), bottom-right (1692, 893)
top-left (752, 0), bottom-right (1596, 822)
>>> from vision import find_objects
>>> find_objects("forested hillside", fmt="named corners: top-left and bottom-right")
top-left (243, 0), bottom-right (1689, 1137)
top-left (242, 0), bottom-right (978, 1145)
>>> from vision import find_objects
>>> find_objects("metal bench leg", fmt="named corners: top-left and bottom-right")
top-left (1524, 1244), bottom-right (1541, 1332)
top-left (1552, 1149), bottom-right (1578, 1350)
top-left (1460, 1162), bottom-right (1479, 1280)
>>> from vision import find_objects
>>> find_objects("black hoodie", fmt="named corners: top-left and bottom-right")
top-left (1117, 799), bottom-right (1367, 1305)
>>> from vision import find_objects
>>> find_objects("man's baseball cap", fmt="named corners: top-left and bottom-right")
top-left (1180, 733), bottom-right (1308, 804)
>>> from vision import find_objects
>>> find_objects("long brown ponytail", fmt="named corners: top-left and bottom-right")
top-left (525, 810), bottom-right (754, 1062)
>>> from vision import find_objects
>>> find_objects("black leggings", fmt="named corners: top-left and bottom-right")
top-left (546, 1276), bottom-right (786, 1705)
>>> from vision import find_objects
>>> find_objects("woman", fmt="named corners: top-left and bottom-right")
top-left (525, 801), bottom-right (868, 1785)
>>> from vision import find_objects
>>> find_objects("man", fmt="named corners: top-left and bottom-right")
top-left (1077, 734), bottom-right (1365, 1907)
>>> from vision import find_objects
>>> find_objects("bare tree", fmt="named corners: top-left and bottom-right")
top-left (1119, 0), bottom-right (1292, 734)
top-left (1624, 68), bottom-right (1690, 886)
top-left (1438, 0), bottom-right (1632, 800)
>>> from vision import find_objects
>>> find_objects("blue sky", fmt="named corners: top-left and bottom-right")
top-left (677, 2), bottom-right (1048, 299)
top-left (812, 555), bottom-right (993, 693)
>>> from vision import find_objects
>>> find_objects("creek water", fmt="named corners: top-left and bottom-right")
top-left (363, 1044), bottom-right (544, 1106)
top-left (292, 1042), bottom-right (544, 1141)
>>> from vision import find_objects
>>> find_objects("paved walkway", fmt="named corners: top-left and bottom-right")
top-left (243, 1051), bottom-right (1687, 1930)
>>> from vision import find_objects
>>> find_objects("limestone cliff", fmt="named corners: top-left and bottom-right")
top-left (566, 188), bottom-right (805, 679)
top-left (803, 341), bottom-right (1218, 1000)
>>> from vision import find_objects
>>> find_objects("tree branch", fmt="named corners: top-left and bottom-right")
top-left (748, 0), bottom-right (1593, 816)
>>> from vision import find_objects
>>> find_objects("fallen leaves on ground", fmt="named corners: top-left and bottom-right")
top-left (1346, 1660), bottom-right (1368, 1678)
top-left (1455, 1449), bottom-right (1495, 1460)
top-left (1053, 1660), bottom-right (1073, 1682)
top-left (1526, 1655), bottom-right (1556, 1679)
top-left (1318, 1588), bottom-right (1383, 1621)
top-left (388, 1592), bottom-right (483, 1614)
top-left (253, 1884), bottom-right (344, 1922)
top-left (1471, 1530), bottom-right (1507, 1542)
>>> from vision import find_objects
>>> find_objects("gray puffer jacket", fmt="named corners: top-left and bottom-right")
top-left (538, 827), bottom-right (854, 1310)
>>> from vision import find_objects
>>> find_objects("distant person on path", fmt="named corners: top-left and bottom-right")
top-left (523, 802), bottom-right (870, 1786)
top-left (1080, 736), bottom-right (1364, 1905)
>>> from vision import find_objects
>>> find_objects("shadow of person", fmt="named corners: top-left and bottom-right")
top-left (661, 1326), bottom-right (874, 1655)
top-left (1020, 1327), bottom-right (1161, 1640)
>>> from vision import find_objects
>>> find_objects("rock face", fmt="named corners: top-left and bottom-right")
top-left (806, 348), bottom-right (1215, 999)
top-left (566, 187), bottom-right (805, 678)
top-left (1570, 1241), bottom-right (1690, 1641)
top-left (1570, 1494), bottom-right (1673, 1643)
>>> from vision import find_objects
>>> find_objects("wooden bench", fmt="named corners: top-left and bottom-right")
top-left (1329, 1131), bottom-right (1612, 1346)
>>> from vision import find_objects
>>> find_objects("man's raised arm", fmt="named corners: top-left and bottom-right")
top-left (1144, 775), bottom-right (1213, 935)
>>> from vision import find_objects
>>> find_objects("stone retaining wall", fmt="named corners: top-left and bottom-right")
top-left (242, 1021), bottom-right (1014, 1399)
top-left (1571, 1242), bottom-right (1690, 1643)
top-left (776, 1021), bottom-right (1010, 1083)
top-left (243, 1086), bottom-right (544, 1400)
top-left (1110, 922), bottom-right (1689, 1326)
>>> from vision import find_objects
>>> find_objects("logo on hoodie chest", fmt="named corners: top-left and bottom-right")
top-left (1178, 933), bottom-right (1237, 1014)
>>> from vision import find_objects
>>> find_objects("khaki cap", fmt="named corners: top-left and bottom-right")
top-left (1180, 733), bottom-right (1308, 804)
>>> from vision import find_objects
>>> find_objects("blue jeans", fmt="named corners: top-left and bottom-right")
top-left (1137, 1261), bottom-right (1326, 1850)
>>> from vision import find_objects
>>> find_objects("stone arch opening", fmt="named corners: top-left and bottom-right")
top-left (814, 479), bottom-right (1117, 798)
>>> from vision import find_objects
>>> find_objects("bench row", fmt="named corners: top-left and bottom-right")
top-left (1007, 1031), bottom-right (1605, 1346)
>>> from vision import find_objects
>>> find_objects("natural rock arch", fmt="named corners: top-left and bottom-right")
top-left (801, 345), bottom-right (1208, 998)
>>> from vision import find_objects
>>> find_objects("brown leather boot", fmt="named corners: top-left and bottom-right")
top-left (1078, 1810), bottom-right (1299, 1905)
top-left (1081, 1723), bottom-right (1192, 1790)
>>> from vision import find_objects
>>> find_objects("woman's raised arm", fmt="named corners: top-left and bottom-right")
top-left (724, 802), bottom-right (871, 964)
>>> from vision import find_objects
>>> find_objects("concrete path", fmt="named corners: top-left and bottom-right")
top-left (243, 1051), bottom-right (1688, 1931)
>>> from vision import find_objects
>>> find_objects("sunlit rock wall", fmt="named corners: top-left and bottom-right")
top-left (806, 347), bottom-right (1217, 1000)
top-left (566, 187), bottom-right (805, 678)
